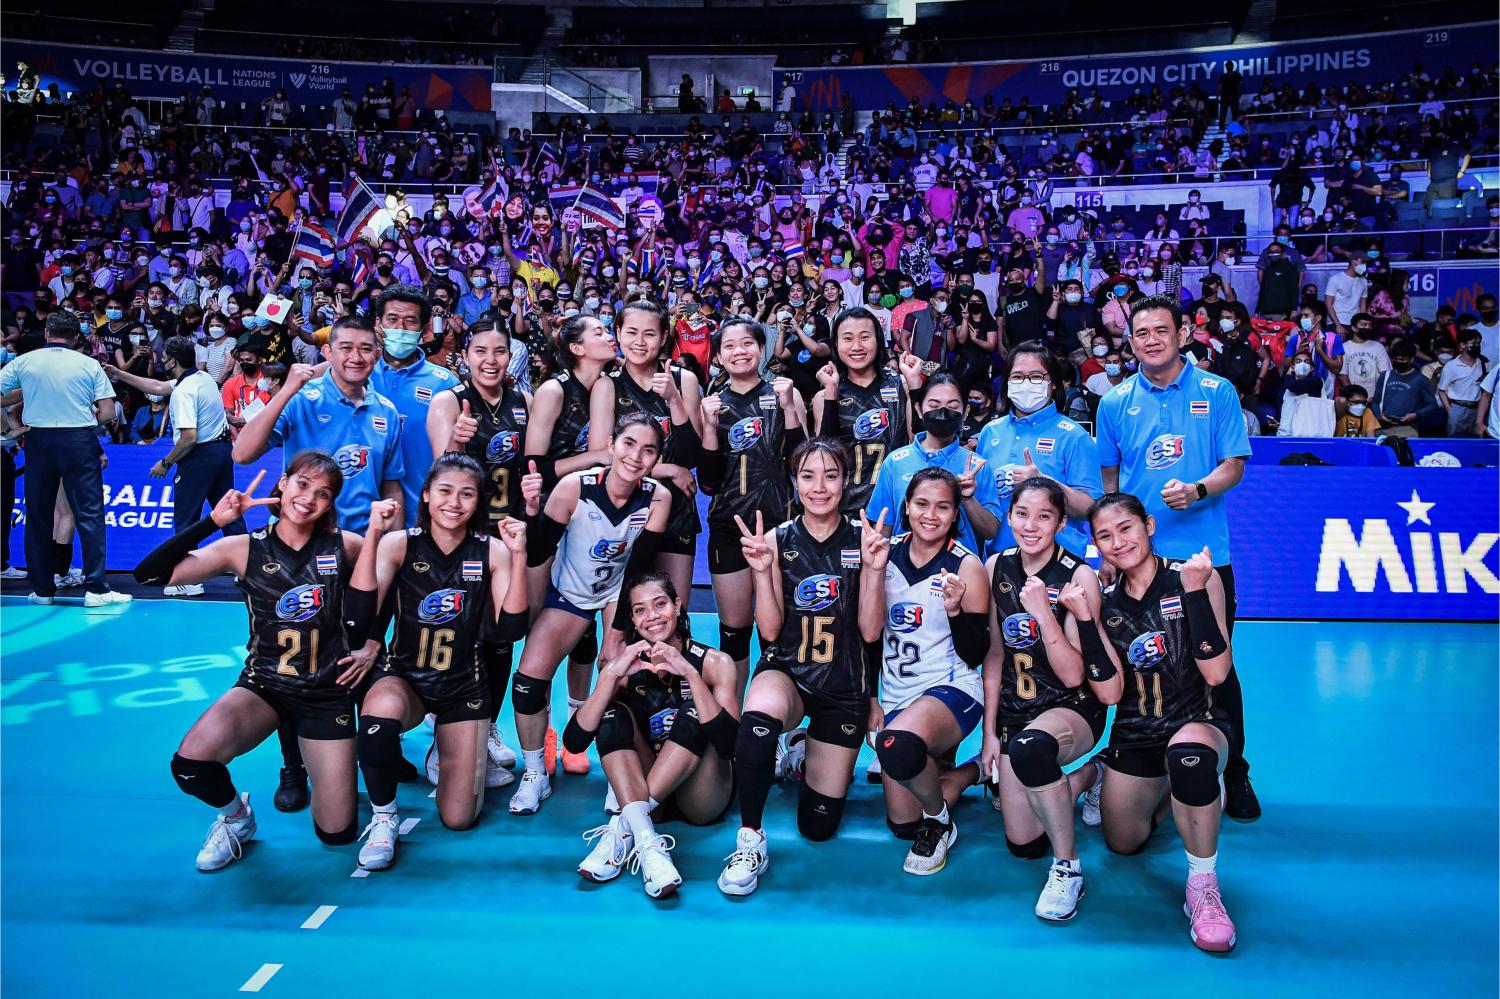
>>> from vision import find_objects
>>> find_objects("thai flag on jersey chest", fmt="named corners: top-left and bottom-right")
top-left (315, 554), bottom-right (338, 575)
top-left (628, 510), bottom-right (650, 528)
top-left (462, 560), bottom-right (483, 578)
top-left (1189, 400), bottom-right (1210, 418)
top-left (840, 548), bottom-right (860, 567)
top-left (1160, 595), bottom-right (1183, 616)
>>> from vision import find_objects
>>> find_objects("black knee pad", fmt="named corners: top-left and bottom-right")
top-left (796, 784), bottom-right (847, 842)
top-left (314, 819), bottom-right (359, 846)
top-left (568, 623), bottom-right (598, 665)
top-left (664, 704), bottom-right (708, 757)
top-left (1006, 729), bottom-right (1064, 789)
top-left (719, 623), bottom-right (753, 661)
top-left (1005, 831), bottom-right (1051, 859)
top-left (886, 816), bottom-right (919, 841)
top-left (1167, 742), bottom-right (1220, 807)
top-left (596, 704), bottom-right (637, 757)
top-left (356, 716), bottom-right (403, 766)
top-left (170, 753), bottom-right (236, 809)
top-left (875, 729), bottom-right (929, 782)
top-left (510, 673), bottom-right (552, 715)
top-left (734, 710), bottom-right (782, 767)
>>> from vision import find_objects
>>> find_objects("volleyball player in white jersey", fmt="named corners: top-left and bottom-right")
top-left (873, 468), bottom-right (989, 876)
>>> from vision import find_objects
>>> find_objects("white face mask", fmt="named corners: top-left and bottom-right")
top-left (933, 300), bottom-right (948, 313)
top-left (256, 377), bottom-right (271, 392)
top-left (1092, 344), bottom-right (1108, 357)
top-left (1007, 381), bottom-right (1050, 413)
top-left (1218, 318), bottom-right (1237, 333)
top-left (1065, 291), bottom-right (1082, 304)
top-left (1354, 263), bottom-right (1367, 275)
top-left (1293, 361), bottom-right (1313, 377)
top-left (1348, 402), bottom-right (1367, 416)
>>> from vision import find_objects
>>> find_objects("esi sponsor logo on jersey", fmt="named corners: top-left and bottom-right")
top-left (853, 408), bottom-right (891, 441)
top-left (1145, 434), bottom-right (1186, 470)
top-left (647, 707), bottom-right (678, 741)
top-left (486, 431), bottom-right (521, 465)
top-left (1001, 612), bottom-right (1041, 649)
top-left (334, 443), bottom-right (372, 478)
top-left (1127, 631), bottom-right (1169, 669)
top-left (314, 554), bottom-right (338, 575)
top-left (573, 422), bottom-right (591, 452)
top-left (795, 574), bottom-right (841, 610)
top-left (655, 416), bottom-right (673, 439)
top-left (994, 463), bottom-right (1023, 496)
top-left (728, 416), bottom-right (764, 452)
top-left (591, 538), bottom-right (629, 560)
top-left (419, 588), bottom-right (466, 624)
top-left (276, 583), bottom-right (326, 622)
top-left (888, 601), bottom-right (924, 633)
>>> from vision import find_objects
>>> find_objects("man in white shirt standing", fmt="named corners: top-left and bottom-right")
top-left (1323, 253), bottom-right (1370, 334)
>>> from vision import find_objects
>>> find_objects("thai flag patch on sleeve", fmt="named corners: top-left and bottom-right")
top-left (628, 510), bottom-right (650, 528)
top-left (1189, 400), bottom-right (1210, 418)
top-left (371, 416), bottom-right (388, 433)
top-left (1160, 595), bottom-right (1183, 616)
top-left (415, 387), bottom-right (432, 403)
top-left (462, 560), bottom-right (483, 578)
top-left (315, 554), bottom-right (339, 575)
top-left (1035, 438), bottom-right (1056, 454)
top-left (841, 548), bottom-right (861, 567)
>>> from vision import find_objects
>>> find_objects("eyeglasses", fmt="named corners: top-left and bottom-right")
top-left (1007, 373), bottom-right (1049, 385)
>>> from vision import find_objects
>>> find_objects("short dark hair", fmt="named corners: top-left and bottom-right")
top-left (329, 315), bottom-right (378, 344)
top-left (44, 313), bottom-right (79, 341)
top-left (163, 335), bottom-right (197, 370)
top-left (1128, 294), bottom-right (1183, 334)
top-left (374, 283), bottom-right (430, 325)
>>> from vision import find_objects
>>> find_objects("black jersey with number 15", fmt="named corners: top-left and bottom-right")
top-left (707, 379), bottom-right (790, 529)
top-left (762, 517), bottom-right (869, 707)
top-left (387, 528), bottom-right (492, 683)
top-left (240, 528), bottom-right (352, 691)
top-left (1100, 557), bottom-right (1228, 747)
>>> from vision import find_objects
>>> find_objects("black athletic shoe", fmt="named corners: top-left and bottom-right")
top-left (395, 755), bottom-right (421, 783)
top-left (1223, 772), bottom-right (1261, 821)
top-left (274, 765), bottom-right (309, 813)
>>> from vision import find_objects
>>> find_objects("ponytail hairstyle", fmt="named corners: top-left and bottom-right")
top-left (417, 453), bottom-right (487, 536)
top-left (1010, 476), bottom-right (1066, 517)
top-left (622, 569), bottom-right (693, 648)
top-left (1086, 491), bottom-right (1152, 550)
top-left (556, 313), bottom-right (596, 370)
top-left (273, 450), bottom-right (344, 535)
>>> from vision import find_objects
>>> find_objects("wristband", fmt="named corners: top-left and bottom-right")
top-left (1075, 618), bottom-right (1118, 682)
top-left (1183, 588), bottom-right (1227, 659)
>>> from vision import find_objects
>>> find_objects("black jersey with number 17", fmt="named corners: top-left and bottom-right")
top-left (386, 528), bottom-right (492, 683)
top-left (991, 544), bottom-right (1101, 724)
top-left (1100, 557), bottom-right (1227, 747)
top-left (835, 368), bottom-right (908, 512)
top-left (707, 379), bottom-right (790, 529)
top-left (239, 528), bottom-right (352, 691)
top-left (544, 370), bottom-right (593, 461)
top-left (451, 381), bottom-right (528, 526)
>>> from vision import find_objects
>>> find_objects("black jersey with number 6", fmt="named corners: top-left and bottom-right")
top-left (451, 381), bottom-right (529, 526)
top-left (707, 379), bottom-right (790, 529)
top-left (1100, 557), bottom-right (1227, 747)
top-left (240, 528), bottom-right (351, 691)
top-left (762, 517), bottom-right (869, 707)
top-left (835, 368), bottom-right (908, 512)
top-left (991, 544), bottom-right (1100, 724)
top-left (387, 528), bottom-right (492, 685)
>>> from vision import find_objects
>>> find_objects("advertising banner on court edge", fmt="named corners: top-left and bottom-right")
top-left (0, 39), bottom-right (493, 112)
top-left (777, 24), bottom-right (1493, 111)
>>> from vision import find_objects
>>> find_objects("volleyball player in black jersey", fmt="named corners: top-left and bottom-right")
top-left (564, 572), bottom-right (740, 898)
top-left (426, 319), bottom-right (531, 787)
top-left (136, 454), bottom-right (382, 871)
top-left (718, 438), bottom-right (890, 897)
top-left (522, 314), bottom-right (617, 775)
top-left (699, 317), bottom-right (807, 691)
top-left (979, 477), bottom-right (1111, 922)
top-left (344, 455), bottom-right (529, 870)
top-left (810, 306), bottom-right (923, 513)
top-left (1076, 492), bottom-right (1238, 953)
top-left (588, 301), bottom-right (704, 600)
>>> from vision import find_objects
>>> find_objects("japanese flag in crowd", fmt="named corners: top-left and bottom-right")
top-left (257, 295), bottom-right (292, 325)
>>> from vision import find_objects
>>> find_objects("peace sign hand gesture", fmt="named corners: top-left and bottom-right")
top-left (860, 508), bottom-right (890, 572)
top-left (956, 450), bottom-right (981, 499)
top-left (734, 511), bottom-right (773, 575)
top-left (211, 470), bottom-right (278, 527)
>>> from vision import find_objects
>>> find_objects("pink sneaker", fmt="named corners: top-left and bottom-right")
top-left (1184, 873), bottom-right (1237, 952)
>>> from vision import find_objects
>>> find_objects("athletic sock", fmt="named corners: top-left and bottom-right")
top-left (621, 799), bottom-right (656, 845)
top-left (52, 541), bottom-right (72, 575)
top-left (1187, 850), bottom-right (1218, 877)
top-left (223, 795), bottom-right (249, 822)
top-left (566, 697), bottom-right (584, 723)
top-left (522, 748), bottom-right (546, 775)
top-left (923, 803), bottom-right (950, 826)
top-left (647, 796), bottom-right (659, 811)
top-left (1055, 857), bottom-right (1081, 871)
top-left (372, 800), bottom-right (397, 816)
top-left (277, 721), bottom-right (304, 770)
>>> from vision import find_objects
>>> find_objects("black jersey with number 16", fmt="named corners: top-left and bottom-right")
top-left (386, 528), bottom-right (492, 684)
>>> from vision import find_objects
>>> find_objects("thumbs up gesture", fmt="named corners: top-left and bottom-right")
top-left (450, 397), bottom-right (479, 450)
top-left (521, 459), bottom-right (544, 516)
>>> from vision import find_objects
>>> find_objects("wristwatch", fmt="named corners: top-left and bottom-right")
top-left (1195, 482), bottom-right (1208, 501)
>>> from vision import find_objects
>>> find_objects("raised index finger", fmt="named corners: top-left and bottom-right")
top-left (243, 469), bottom-right (266, 497)
top-left (875, 507), bottom-right (888, 531)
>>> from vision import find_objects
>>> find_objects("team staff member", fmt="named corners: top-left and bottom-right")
top-left (1094, 295), bottom-right (1258, 821)
top-left (367, 284), bottom-right (460, 528)
top-left (0, 313), bottom-right (131, 607)
top-left (865, 373), bottom-right (1002, 555)
top-left (975, 342), bottom-right (1102, 556)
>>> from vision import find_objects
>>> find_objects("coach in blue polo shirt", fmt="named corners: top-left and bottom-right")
top-left (866, 373), bottom-right (1002, 554)
top-left (1095, 294), bottom-right (1259, 821)
top-left (234, 315), bottom-right (404, 534)
top-left (974, 341), bottom-right (1102, 556)
top-left (366, 284), bottom-right (459, 527)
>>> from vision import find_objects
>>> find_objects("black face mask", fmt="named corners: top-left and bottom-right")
top-left (1391, 358), bottom-right (1414, 372)
top-left (921, 408), bottom-right (962, 439)
top-left (966, 398), bottom-right (988, 414)
top-left (377, 264), bottom-right (394, 277)
top-left (1481, 310), bottom-right (1498, 324)
top-left (1007, 282), bottom-right (1025, 294)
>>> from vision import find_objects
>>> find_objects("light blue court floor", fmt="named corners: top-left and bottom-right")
top-left (2, 597), bottom-right (1495, 996)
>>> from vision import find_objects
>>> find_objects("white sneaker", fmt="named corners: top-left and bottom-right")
top-left (26, 592), bottom-right (53, 605)
top-left (196, 793), bottom-right (256, 872)
top-left (486, 723), bottom-right (518, 769)
top-left (1081, 762), bottom-right (1104, 827)
top-left (485, 759), bottom-right (515, 788)
top-left (866, 753), bottom-right (883, 784)
top-left (630, 834), bottom-right (682, 899)
top-left (903, 818), bottom-right (957, 876)
top-left (774, 727), bottom-right (806, 781)
top-left (1035, 860), bottom-right (1086, 921)
top-left (163, 583), bottom-right (205, 597)
top-left (577, 816), bottom-right (633, 883)
top-left (357, 809), bottom-right (400, 870)
top-left (0, 565), bottom-right (27, 579)
top-left (717, 827), bottom-right (769, 896)
top-left (603, 784), bottom-right (621, 815)
top-left (424, 740), bottom-right (441, 786)
top-left (507, 769), bottom-right (551, 815)
top-left (56, 569), bottom-right (85, 589)
top-left (84, 590), bottom-right (133, 608)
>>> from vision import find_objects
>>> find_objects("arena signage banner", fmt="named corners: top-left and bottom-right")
top-left (8, 445), bottom-right (283, 570)
top-left (0, 39), bottom-right (493, 112)
top-left (776, 24), bottom-right (1494, 111)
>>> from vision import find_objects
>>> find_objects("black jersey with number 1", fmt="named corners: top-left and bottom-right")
top-left (1100, 557), bottom-right (1228, 747)
top-left (386, 528), bottom-right (492, 684)
top-left (707, 379), bottom-right (790, 529)
top-left (991, 544), bottom-right (1101, 725)
top-left (239, 528), bottom-right (352, 691)
top-left (835, 368), bottom-right (909, 512)
top-left (451, 381), bottom-right (529, 526)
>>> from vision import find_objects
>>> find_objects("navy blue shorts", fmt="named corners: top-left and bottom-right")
top-left (884, 684), bottom-right (984, 741)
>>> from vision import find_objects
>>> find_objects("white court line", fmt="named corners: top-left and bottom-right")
top-left (350, 868), bottom-right (370, 879)
top-left (300, 905), bottom-right (337, 929)
top-left (428, 789), bottom-right (437, 798)
top-left (240, 964), bottom-right (282, 992)
top-left (399, 817), bottom-right (421, 835)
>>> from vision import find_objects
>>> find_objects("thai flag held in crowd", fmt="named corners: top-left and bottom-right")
top-left (291, 221), bottom-right (336, 268)
top-left (782, 241), bottom-right (805, 261)
top-left (337, 174), bottom-right (382, 246)
top-left (477, 174), bottom-right (507, 217)
top-left (548, 184), bottom-right (584, 213)
top-left (576, 183), bottom-right (626, 229)
top-left (631, 170), bottom-right (661, 195)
